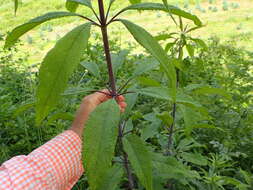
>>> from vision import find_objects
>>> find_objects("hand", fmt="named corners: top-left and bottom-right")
top-left (69, 89), bottom-right (127, 138)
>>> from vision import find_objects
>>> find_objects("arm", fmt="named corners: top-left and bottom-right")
top-left (0, 90), bottom-right (126, 190)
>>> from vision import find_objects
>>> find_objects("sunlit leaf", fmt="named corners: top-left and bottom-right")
top-left (36, 23), bottom-right (91, 124)
top-left (122, 3), bottom-right (202, 26)
top-left (123, 134), bottom-right (153, 190)
top-left (83, 99), bottom-right (120, 190)
top-left (120, 19), bottom-right (176, 100)
top-left (5, 12), bottom-right (81, 48)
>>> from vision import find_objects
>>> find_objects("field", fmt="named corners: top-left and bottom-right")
top-left (0, 0), bottom-right (253, 190)
top-left (1, 0), bottom-right (253, 63)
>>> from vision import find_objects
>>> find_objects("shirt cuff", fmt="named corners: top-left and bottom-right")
top-left (30, 130), bottom-right (84, 190)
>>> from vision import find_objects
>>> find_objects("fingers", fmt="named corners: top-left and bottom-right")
top-left (116, 95), bottom-right (127, 113)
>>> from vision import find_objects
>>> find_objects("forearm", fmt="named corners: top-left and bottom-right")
top-left (0, 130), bottom-right (83, 190)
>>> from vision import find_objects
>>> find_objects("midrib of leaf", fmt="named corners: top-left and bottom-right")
top-left (40, 26), bottom-right (86, 115)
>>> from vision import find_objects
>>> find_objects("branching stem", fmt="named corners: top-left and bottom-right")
top-left (98, 0), bottom-right (117, 96)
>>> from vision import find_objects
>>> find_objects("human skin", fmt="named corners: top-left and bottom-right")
top-left (69, 89), bottom-right (127, 139)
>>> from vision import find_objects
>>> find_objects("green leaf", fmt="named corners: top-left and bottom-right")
top-left (47, 112), bottom-right (74, 125)
top-left (162, 0), bottom-right (168, 9)
top-left (132, 58), bottom-right (159, 78)
top-left (122, 3), bottom-right (202, 26)
top-left (83, 99), bottom-right (120, 190)
top-left (97, 164), bottom-right (124, 190)
top-left (180, 152), bottom-right (208, 166)
top-left (36, 23), bottom-right (91, 124)
top-left (186, 44), bottom-right (195, 57)
top-left (123, 134), bottom-right (153, 190)
top-left (119, 19), bottom-right (176, 100)
top-left (129, 0), bottom-right (141, 5)
top-left (80, 61), bottom-right (101, 78)
top-left (67, 0), bottom-right (92, 8)
top-left (109, 0), bottom-right (117, 6)
top-left (66, 1), bottom-right (79, 12)
top-left (5, 12), bottom-right (82, 48)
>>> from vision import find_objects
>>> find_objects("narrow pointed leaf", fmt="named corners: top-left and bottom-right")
top-left (123, 134), bottom-right (153, 190)
top-left (5, 12), bottom-right (82, 48)
top-left (36, 23), bottom-right (91, 124)
top-left (97, 164), bottom-right (124, 190)
top-left (67, 0), bottom-right (92, 8)
top-left (83, 99), bottom-right (120, 190)
top-left (47, 112), bottom-right (74, 125)
top-left (122, 3), bottom-right (202, 26)
top-left (80, 61), bottom-right (101, 78)
top-left (119, 19), bottom-right (176, 100)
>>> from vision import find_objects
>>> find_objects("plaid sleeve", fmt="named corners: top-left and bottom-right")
top-left (0, 130), bottom-right (84, 190)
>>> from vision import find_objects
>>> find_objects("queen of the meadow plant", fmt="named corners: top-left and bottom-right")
top-left (6, 0), bottom-right (203, 189)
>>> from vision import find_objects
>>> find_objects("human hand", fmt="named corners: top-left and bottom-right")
top-left (70, 89), bottom-right (127, 138)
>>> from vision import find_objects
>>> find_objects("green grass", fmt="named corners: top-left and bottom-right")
top-left (0, 0), bottom-right (253, 63)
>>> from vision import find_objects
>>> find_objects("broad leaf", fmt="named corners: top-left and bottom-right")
top-left (123, 134), bottom-right (153, 190)
top-left (157, 111), bottom-right (173, 126)
top-left (5, 12), bottom-right (82, 48)
top-left (97, 164), bottom-right (124, 190)
top-left (67, 0), bottom-right (92, 8)
top-left (181, 152), bottom-right (208, 166)
top-left (36, 23), bottom-right (91, 124)
top-left (122, 3), bottom-right (202, 26)
top-left (80, 61), bottom-right (101, 78)
top-left (83, 99), bottom-right (120, 190)
top-left (120, 19), bottom-right (176, 100)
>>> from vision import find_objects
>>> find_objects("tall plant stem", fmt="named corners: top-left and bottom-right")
top-left (119, 122), bottom-right (135, 190)
top-left (167, 46), bottom-right (182, 155)
top-left (98, 0), bottom-right (117, 96)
